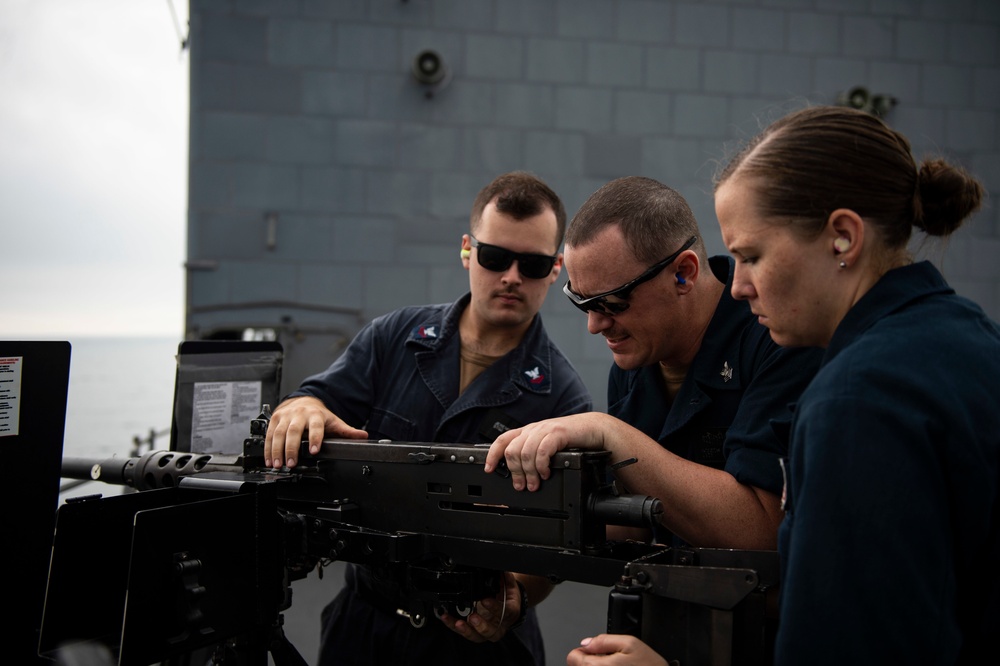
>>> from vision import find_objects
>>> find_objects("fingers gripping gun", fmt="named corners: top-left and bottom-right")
top-left (43, 407), bottom-right (664, 665)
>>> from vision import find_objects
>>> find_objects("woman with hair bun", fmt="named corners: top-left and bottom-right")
top-left (711, 105), bottom-right (1000, 665)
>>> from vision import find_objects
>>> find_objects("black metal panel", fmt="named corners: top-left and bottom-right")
top-left (40, 483), bottom-right (282, 666)
top-left (1, 341), bottom-right (70, 666)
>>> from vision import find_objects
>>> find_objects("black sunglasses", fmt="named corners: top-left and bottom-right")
top-left (563, 236), bottom-right (697, 315)
top-left (469, 235), bottom-right (558, 280)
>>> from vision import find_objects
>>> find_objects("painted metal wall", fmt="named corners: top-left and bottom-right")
top-left (185, 0), bottom-right (1000, 409)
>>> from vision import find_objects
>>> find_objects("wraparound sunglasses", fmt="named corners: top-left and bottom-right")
top-left (563, 236), bottom-right (697, 315)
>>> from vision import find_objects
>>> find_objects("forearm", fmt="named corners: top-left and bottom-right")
top-left (605, 431), bottom-right (783, 549)
top-left (487, 414), bottom-right (782, 548)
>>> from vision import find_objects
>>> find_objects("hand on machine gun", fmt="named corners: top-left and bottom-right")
top-left (486, 412), bottom-right (634, 491)
top-left (264, 396), bottom-right (368, 469)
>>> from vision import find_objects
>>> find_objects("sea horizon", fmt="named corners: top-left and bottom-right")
top-left (1, 332), bottom-right (183, 342)
top-left (50, 336), bottom-right (183, 460)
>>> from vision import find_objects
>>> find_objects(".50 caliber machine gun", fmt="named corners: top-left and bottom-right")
top-left (43, 407), bottom-right (662, 665)
top-left (42, 408), bottom-right (777, 666)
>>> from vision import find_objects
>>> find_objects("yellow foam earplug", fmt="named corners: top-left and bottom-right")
top-left (460, 249), bottom-right (471, 258)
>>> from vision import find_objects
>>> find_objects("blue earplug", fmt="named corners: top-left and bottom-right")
top-left (676, 273), bottom-right (686, 285)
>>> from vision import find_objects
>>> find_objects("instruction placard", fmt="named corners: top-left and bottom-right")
top-left (191, 380), bottom-right (262, 453)
top-left (0, 356), bottom-right (22, 437)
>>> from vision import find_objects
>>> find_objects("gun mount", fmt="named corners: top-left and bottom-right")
top-left (43, 411), bottom-right (777, 666)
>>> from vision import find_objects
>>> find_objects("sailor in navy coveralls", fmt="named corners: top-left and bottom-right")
top-left (266, 172), bottom-right (591, 665)
top-left (714, 106), bottom-right (999, 666)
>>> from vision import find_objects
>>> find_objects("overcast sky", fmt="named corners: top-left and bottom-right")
top-left (1, 1), bottom-right (189, 338)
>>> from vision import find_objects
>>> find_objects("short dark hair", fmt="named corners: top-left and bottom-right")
top-left (714, 105), bottom-right (984, 247)
top-left (566, 176), bottom-right (704, 265)
top-left (470, 171), bottom-right (567, 249)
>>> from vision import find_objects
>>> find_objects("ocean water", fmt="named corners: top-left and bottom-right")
top-left (62, 336), bottom-right (180, 459)
top-left (55, 336), bottom-right (181, 501)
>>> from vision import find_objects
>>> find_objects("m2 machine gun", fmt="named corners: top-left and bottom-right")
top-left (42, 408), bottom-right (777, 666)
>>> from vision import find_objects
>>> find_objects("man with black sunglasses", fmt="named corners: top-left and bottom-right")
top-left (487, 176), bottom-right (822, 555)
top-left (265, 171), bottom-right (591, 666)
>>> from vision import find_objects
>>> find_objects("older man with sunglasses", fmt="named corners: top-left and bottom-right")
top-left (265, 171), bottom-right (591, 666)
top-left (487, 176), bottom-right (822, 556)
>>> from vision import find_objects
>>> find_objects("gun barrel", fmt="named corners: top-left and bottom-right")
top-left (61, 456), bottom-right (136, 485)
top-left (60, 450), bottom-right (242, 491)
